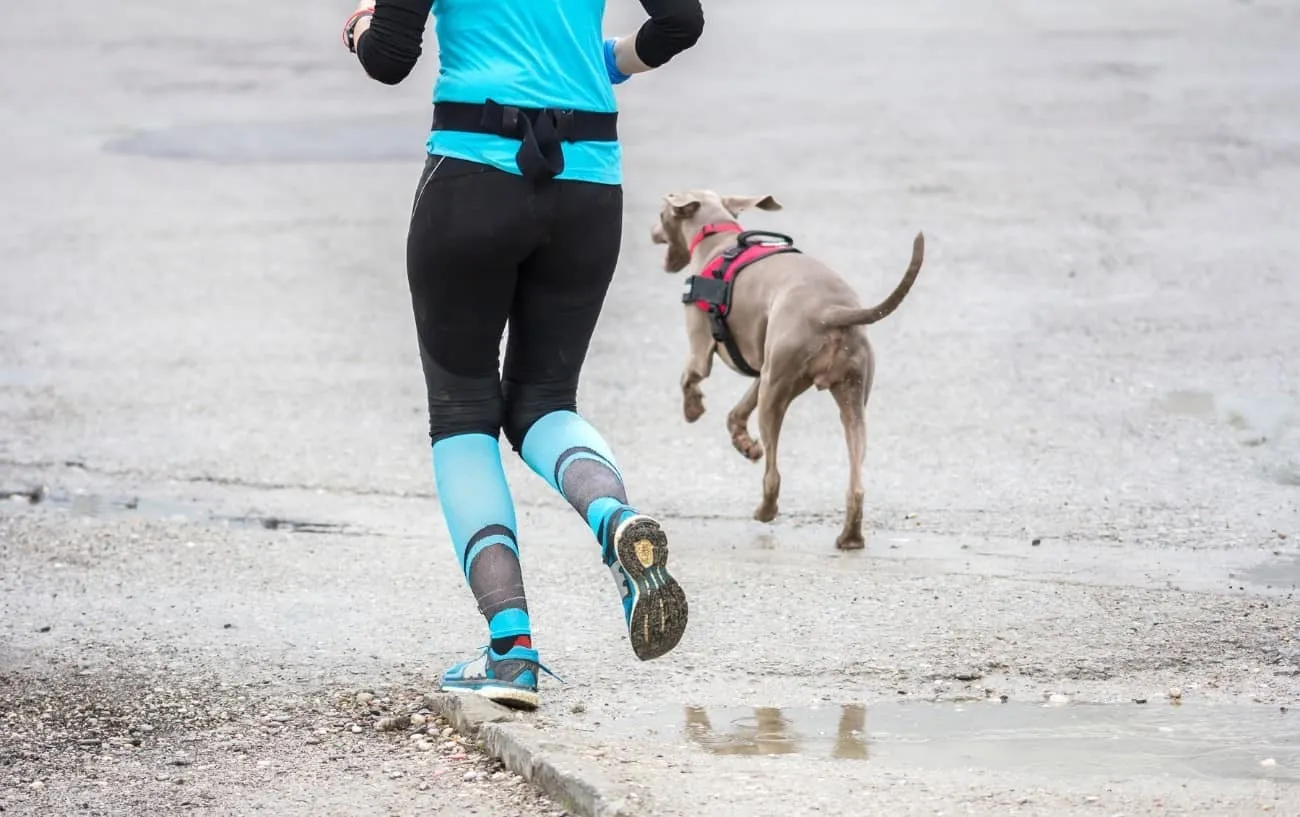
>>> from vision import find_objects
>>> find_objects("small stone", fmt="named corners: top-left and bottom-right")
top-left (416, 740), bottom-right (434, 751)
top-left (356, 693), bottom-right (374, 706)
top-left (256, 760), bottom-right (272, 768)
top-left (1261, 758), bottom-right (1277, 767)
top-left (305, 737), bottom-right (322, 746)
top-left (463, 771), bottom-right (479, 782)
top-left (1084, 796), bottom-right (1098, 803)
top-left (418, 781), bottom-right (430, 791)
top-left (30, 781), bottom-right (45, 791)
top-left (1168, 687), bottom-right (1183, 701)
top-left (410, 714), bottom-right (427, 728)
top-left (1134, 698), bottom-right (1148, 705)
top-left (1048, 694), bottom-right (1070, 705)
top-left (570, 703), bottom-right (586, 715)
top-left (350, 725), bottom-right (363, 734)
top-left (1031, 538), bottom-right (1042, 546)
top-left (440, 727), bottom-right (454, 738)
top-left (375, 715), bottom-right (411, 732)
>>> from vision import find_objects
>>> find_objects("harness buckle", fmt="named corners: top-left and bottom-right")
top-left (706, 307), bottom-right (730, 343)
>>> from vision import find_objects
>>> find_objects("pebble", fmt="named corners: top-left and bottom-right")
top-left (410, 714), bottom-right (427, 728)
top-left (416, 740), bottom-right (434, 751)
top-left (463, 770), bottom-right (482, 782)
top-left (375, 715), bottom-right (407, 732)
top-left (418, 781), bottom-right (430, 791)
top-left (30, 781), bottom-right (45, 791)
top-left (350, 725), bottom-right (363, 734)
top-left (356, 693), bottom-right (374, 706)
top-left (1168, 687), bottom-right (1183, 701)
top-left (1261, 758), bottom-right (1277, 768)
top-left (1048, 694), bottom-right (1070, 705)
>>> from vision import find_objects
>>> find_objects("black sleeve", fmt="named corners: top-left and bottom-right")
top-left (354, 0), bottom-right (435, 86)
top-left (634, 0), bottom-right (705, 68)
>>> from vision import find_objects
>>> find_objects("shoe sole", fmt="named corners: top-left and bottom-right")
top-left (614, 514), bottom-right (689, 661)
top-left (440, 683), bottom-right (539, 712)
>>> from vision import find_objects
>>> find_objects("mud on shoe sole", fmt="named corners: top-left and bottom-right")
top-left (613, 515), bottom-right (688, 661)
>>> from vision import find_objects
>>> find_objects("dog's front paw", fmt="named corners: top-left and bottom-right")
top-left (683, 393), bottom-right (706, 423)
top-left (731, 435), bottom-right (763, 461)
top-left (753, 501), bottom-right (778, 524)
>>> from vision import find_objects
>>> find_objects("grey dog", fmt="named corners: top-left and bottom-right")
top-left (650, 189), bottom-right (924, 549)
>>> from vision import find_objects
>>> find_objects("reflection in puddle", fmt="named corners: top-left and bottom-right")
top-left (685, 704), bottom-right (867, 760)
top-left (648, 702), bottom-right (1300, 782)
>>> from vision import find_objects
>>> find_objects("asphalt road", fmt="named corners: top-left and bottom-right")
top-left (3, 0), bottom-right (1300, 815)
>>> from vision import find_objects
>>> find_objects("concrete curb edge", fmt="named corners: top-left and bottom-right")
top-left (426, 693), bottom-right (643, 817)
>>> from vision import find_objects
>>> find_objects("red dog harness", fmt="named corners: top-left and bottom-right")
top-left (681, 223), bottom-right (802, 378)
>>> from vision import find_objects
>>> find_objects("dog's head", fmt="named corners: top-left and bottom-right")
top-left (650, 190), bottom-right (783, 273)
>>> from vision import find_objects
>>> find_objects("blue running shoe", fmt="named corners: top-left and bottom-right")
top-left (439, 645), bottom-right (556, 711)
top-left (610, 514), bottom-right (689, 661)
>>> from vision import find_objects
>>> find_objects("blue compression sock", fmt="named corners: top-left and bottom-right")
top-left (518, 410), bottom-right (637, 565)
top-left (431, 433), bottom-right (530, 648)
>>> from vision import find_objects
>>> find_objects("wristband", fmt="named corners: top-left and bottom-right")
top-left (604, 38), bottom-right (632, 85)
top-left (342, 9), bottom-right (374, 53)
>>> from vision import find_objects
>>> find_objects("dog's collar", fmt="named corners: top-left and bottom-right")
top-left (688, 222), bottom-right (742, 253)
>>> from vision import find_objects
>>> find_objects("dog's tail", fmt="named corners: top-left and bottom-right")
top-left (819, 231), bottom-right (925, 329)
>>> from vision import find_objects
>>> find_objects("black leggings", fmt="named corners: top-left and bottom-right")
top-left (405, 154), bottom-right (623, 451)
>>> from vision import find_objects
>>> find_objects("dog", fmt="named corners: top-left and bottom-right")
top-left (649, 189), bottom-right (924, 550)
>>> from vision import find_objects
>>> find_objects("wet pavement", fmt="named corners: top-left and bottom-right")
top-left (4, 0), bottom-right (1300, 815)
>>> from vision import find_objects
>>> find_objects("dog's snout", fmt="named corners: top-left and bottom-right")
top-left (650, 223), bottom-right (668, 245)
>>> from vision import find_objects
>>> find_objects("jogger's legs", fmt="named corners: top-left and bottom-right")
top-left (501, 179), bottom-right (689, 660)
top-left (406, 155), bottom-right (545, 705)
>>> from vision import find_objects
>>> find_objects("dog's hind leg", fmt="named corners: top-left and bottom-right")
top-left (753, 373), bottom-right (807, 523)
top-left (830, 376), bottom-right (869, 550)
top-left (727, 378), bottom-right (763, 461)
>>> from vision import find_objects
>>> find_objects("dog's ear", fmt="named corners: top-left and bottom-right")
top-left (664, 192), bottom-right (702, 219)
top-left (721, 194), bottom-right (783, 216)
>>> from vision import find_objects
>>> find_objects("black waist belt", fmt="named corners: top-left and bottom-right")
top-left (431, 100), bottom-right (619, 183)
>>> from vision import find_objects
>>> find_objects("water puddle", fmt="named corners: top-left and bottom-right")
top-left (615, 701), bottom-right (1298, 782)
top-left (2, 487), bottom-right (358, 537)
top-left (1242, 553), bottom-right (1300, 591)
top-left (1155, 388), bottom-right (1300, 485)
top-left (101, 115), bottom-right (429, 164)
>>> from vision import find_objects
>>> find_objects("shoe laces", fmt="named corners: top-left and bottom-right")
top-left (479, 645), bottom-right (565, 684)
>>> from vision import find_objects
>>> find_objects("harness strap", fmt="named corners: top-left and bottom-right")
top-left (681, 230), bottom-right (803, 379)
top-left (431, 100), bottom-right (619, 183)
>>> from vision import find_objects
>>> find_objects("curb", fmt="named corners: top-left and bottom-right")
top-left (425, 693), bottom-right (643, 817)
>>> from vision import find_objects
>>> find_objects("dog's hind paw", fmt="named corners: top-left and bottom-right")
top-left (835, 533), bottom-right (866, 551)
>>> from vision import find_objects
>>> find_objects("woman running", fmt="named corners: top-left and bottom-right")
top-left (341, 0), bottom-right (704, 710)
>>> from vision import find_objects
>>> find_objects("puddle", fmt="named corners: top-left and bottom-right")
top-left (616, 701), bottom-right (1299, 782)
top-left (1155, 389), bottom-right (1300, 484)
top-left (3, 488), bottom-right (357, 537)
top-left (101, 114), bottom-right (429, 164)
top-left (1242, 553), bottom-right (1300, 591)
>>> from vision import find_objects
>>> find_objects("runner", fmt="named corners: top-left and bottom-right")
top-left (341, 0), bottom-right (705, 710)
